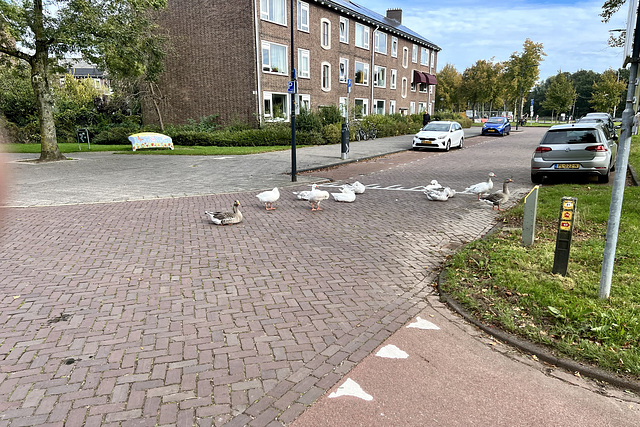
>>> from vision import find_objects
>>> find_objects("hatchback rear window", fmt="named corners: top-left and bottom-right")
top-left (541, 130), bottom-right (599, 145)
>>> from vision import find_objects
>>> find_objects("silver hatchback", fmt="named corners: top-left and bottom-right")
top-left (530, 123), bottom-right (617, 184)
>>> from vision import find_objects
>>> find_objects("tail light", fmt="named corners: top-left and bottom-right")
top-left (535, 146), bottom-right (552, 153)
top-left (586, 145), bottom-right (607, 152)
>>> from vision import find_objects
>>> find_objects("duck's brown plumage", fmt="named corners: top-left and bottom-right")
top-left (481, 179), bottom-right (512, 210)
top-left (205, 200), bottom-right (243, 225)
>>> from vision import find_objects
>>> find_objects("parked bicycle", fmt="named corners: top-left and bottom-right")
top-left (354, 122), bottom-right (377, 141)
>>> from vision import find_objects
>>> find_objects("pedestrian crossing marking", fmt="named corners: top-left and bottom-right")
top-left (376, 344), bottom-right (409, 359)
top-left (328, 378), bottom-right (373, 401)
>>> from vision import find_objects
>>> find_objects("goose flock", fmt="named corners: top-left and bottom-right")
top-left (204, 175), bottom-right (513, 225)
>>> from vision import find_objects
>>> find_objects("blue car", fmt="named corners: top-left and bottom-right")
top-left (482, 116), bottom-right (511, 136)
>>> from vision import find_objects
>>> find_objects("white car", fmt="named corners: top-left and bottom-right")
top-left (412, 121), bottom-right (464, 151)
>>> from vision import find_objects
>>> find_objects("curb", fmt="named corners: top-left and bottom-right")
top-left (437, 275), bottom-right (640, 394)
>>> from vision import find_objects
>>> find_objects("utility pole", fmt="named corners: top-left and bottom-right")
top-left (289, 0), bottom-right (297, 182)
top-left (599, 0), bottom-right (640, 298)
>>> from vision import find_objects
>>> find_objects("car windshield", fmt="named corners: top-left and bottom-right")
top-left (423, 123), bottom-right (450, 132)
top-left (542, 129), bottom-right (599, 145)
top-left (487, 117), bottom-right (505, 124)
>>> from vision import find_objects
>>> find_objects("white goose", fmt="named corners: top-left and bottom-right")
top-left (308, 186), bottom-right (330, 210)
top-left (424, 180), bottom-right (443, 191)
top-left (256, 187), bottom-right (280, 210)
top-left (293, 184), bottom-right (318, 200)
top-left (461, 172), bottom-right (497, 199)
top-left (425, 186), bottom-right (456, 201)
top-left (343, 181), bottom-right (366, 194)
top-left (205, 200), bottom-right (243, 225)
top-left (331, 187), bottom-right (356, 203)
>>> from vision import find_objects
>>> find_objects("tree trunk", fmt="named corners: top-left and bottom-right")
top-left (32, 0), bottom-right (65, 162)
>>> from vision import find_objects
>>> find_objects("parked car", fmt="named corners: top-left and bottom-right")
top-left (580, 112), bottom-right (616, 135)
top-left (481, 116), bottom-right (511, 136)
top-left (530, 122), bottom-right (618, 184)
top-left (412, 121), bottom-right (464, 151)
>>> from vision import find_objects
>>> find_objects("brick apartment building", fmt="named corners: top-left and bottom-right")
top-left (145, 0), bottom-right (440, 126)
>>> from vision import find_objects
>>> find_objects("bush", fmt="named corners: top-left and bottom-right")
top-left (318, 105), bottom-right (343, 126)
top-left (432, 111), bottom-right (473, 128)
top-left (92, 124), bottom-right (142, 145)
top-left (321, 123), bottom-right (342, 144)
top-left (296, 108), bottom-right (323, 133)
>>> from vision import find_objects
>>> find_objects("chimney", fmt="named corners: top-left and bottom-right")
top-left (386, 9), bottom-right (402, 24)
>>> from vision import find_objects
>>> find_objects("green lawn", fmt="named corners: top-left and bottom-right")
top-left (440, 137), bottom-right (640, 377)
top-left (4, 143), bottom-right (295, 156)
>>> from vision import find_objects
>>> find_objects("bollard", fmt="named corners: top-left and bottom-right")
top-left (341, 123), bottom-right (349, 160)
top-left (552, 197), bottom-right (577, 276)
top-left (522, 186), bottom-right (539, 246)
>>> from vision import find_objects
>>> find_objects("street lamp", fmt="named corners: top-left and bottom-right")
top-left (516, 64), bottom-right (537, 130)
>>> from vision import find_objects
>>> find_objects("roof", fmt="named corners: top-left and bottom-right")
top-left (312, 0), bottom-right (440, 51)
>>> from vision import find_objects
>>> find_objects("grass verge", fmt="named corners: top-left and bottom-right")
top-left (440, 139), bottom-right (640, 378)
top-left (3, 143), bottom-right (294, 155)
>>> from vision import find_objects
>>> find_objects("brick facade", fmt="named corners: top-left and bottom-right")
top-left (145, 0), bottom-right (440, 126)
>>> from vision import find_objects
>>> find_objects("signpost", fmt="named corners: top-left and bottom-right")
top-left (552, 197), bottom-right (577, 276)
top-left (522, 186), bottom-right (539, 246)
top-left (76, 128), bottom-right (90, 150)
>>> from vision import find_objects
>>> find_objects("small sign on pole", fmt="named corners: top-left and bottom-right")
top-left (76, 128), bottom-right (90, 150)
top-left (552, 197), bottom-right (577, 276)
top-left (287, 81), bottom-right (296, 94)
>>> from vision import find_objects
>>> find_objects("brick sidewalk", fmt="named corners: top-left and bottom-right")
top-left (0, 133), bottom-right (537, 426)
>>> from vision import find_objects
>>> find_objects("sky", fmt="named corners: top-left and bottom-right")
top-left (364, 0), bottom-right (629, 82)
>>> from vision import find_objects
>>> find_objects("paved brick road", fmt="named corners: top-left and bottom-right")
top-left (1, 130), bottom-right (541, 426)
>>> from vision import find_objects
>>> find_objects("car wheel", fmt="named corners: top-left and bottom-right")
top-left (458, 137), bottom-right (464, 149)
top-left (598, 171), bottom-right (610, 183)
top-left (531, 173), bottom-right (543, 184)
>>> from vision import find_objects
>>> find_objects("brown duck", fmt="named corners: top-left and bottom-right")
top-left (481, 179), bottom-right (513, 211)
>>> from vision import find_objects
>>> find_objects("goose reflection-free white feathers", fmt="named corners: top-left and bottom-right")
top-left (331, 187), bottom-right (356, 202)
top-left (293, 184), bottom-right (318, 200)
top-left (308, 186), bottom-right (330, 210)
top-left (256, 187), bottom-right (279, 210)
top-left (343, 181), bottom-right (365, 194)
top-left (205, 200), bottom-right (243, 225)
top-left (461, 172), bottom-right (496, 199)
top-left (425, 187), bottom-right (455, 201)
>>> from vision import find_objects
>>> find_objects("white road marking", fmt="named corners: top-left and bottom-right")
top-left (318, 183), bottom-right (429, 192)
top-left (328, 378), bottom-right (373, 401)
top-left (376, 344), bottom-right (409, 359)
top-left (407, 316), bottom-right (440, 330)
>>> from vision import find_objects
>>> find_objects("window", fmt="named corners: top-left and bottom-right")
top-left (418, 102), bottom-right (427, 113)
top-left (429, 102), bottom-right (433, 114)
top-left (419, 82), bottom-right (427, 93)
top-left (260, 0), bottom-right (286, 25)
top-left (298, 94), bottom-right (310, 112)
top-left (421, 47), bottom-right (428, 66)
top-left (339, 17), bottom-right (349, 43)
top-left (355, 23), bottom-right (370, 49)
top-left (429, 85), bottom-right (433, 95)
top-left (321, 19), bottom-right (331, 49)
top-left (390, 69), bottom-right (397, 89)
top-left (354, 98), bottom-right (369, 118)
top-left (401, 77), bottom-right (407, 98)
top-left (262, 41), bottom-right (287, 74)
top-left (374, 31), bottom-right (387, 54)
top-left (374, 66), bottom-right (386, 88)
top-left (297, 1), bottom-right (309, 32)
top-left (431, 52), bottom-right (435, 69)
top-left (298, 48), bottom-right (310, 78)
top-left (339, 97), bottom-right (347, 117)
top-left (411, 81), bottom-right (416, 92)
top-left (373, 99), bottom-right (385, 115)
top-left (354, 61), bottom-right (369, 85)
top-left (391, 36), bottom-right (398, 57)
top-left (410, 101), bottom-right (416, 114)
top-left (339, 58), bottom-right (349, 83)
top-left (263, 92), bottom-right (288, 120)
top-left (389, 100), bottom-right (396, 114)
top-left (321, 62), bottom-right (331, 91)
top-left (402, 47), bottom-right (409, 68)
top-left (412, 44), bottom-right (418, 63)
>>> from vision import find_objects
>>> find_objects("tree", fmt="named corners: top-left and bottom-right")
top-left (435, 63), bottom-right (462, 112)
top-left (0, 0), bottom-right (166, 161)
top-left (542, 72), bottom-right (576, 121)
top-left (503, 39), bottom-right (546, 120)
top-left (461, 59), bottom-right (500, 116)
top-left (590, 69), bottom-right (627, 113)
top-left (570, 69), bottom-right (601, 118)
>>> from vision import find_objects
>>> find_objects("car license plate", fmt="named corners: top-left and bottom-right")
top-left (488, 129), bottom-right (495, 132)
top-left (420, 140), bottom-right (432, 144)
top-left (555, 163), bottom-right (580, 169)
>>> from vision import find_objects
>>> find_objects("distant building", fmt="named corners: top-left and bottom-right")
top-left (64, 59), bottom-right (111, 94)
top-left (145, 1), bottom-right (440, 126)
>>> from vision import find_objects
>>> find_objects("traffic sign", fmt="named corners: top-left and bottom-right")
top-left (288, 81), bottom-right (296, 94)
top-left (347, 78), bottom-right (351, 93)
